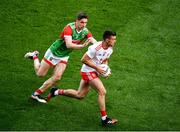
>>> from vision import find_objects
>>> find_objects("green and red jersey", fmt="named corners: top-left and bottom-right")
top-left (49, 22), bottom-right (92, 57)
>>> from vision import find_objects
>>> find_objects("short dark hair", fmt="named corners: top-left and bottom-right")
top-left (76, 12), bottom-right (88, 20)
top-left (103, 30), bottom-right (116, 40)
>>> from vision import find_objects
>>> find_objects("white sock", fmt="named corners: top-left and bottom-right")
top-left (54, 90), bottom-right (59, 95)
top-left (34, 59), bottom-right (40, 67)
top-left (33, 92), bottom-right (39, 96)
top-left (101, 115), bottom-right (107, 120)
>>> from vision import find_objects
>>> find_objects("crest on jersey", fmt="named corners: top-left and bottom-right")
top-left (103, 52), bottom-right (107, 56)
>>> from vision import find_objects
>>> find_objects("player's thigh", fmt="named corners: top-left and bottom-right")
top-left (53, 63), bottom-right (67, 79)
top-left (77, 79), bottom-right (90, 96)
top-left (89, 78), bottom-right (106, 94)
top-left (37, 59), bottom-right (51, 76)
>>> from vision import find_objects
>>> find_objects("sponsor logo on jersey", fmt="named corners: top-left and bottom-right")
top-left (82, 33), bottom-right (85, 38)
top-left (50, 57), bottom-right (53, 61)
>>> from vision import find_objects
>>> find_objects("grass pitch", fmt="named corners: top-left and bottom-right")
top-left (0, 0), bottom-right (179, 130)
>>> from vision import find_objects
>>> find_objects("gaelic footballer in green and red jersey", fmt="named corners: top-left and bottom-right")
top-left (50, 22), bottom-right (93, 57)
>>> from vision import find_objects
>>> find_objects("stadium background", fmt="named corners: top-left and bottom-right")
top-left (0, 0), bottom-right (179, 130)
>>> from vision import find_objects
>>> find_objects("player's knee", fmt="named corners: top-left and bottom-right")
top-left (77, 96), bottom-right (84, 100)
top-left (77, 94), bottom-right (85, 100)
top-left (99, 88), bottom-right (106, 96)
top-left (52, 75), bottom-right (62, 82)
top-left (36, 72), bottom-right (46, 77)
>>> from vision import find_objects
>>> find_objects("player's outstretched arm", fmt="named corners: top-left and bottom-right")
top-left (88, 37), bottom-right (97, 44)
top-left (65, 37), bottom-right (90, 49)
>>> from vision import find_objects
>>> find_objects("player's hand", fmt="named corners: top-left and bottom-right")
top-left (96, 67), bottom-right (106, 75)
top-left (82, 39), bottom-right (90, 47)
top-left (105, 72), bottom-right (111, 79)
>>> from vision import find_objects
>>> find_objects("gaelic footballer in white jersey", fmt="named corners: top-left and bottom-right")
top-left (81, 41), bottom-right (113, 78)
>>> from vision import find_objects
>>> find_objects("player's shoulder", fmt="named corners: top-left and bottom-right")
top-left (83, 27), bottom-right (89, 31)
top-left (66, 22), bottom-right (75, 29)
top-left (109, 47), bottom-right (113, 52)
top-left (108, 46), bottom-right (113, 50)
top-left (91, 41), bottom-right (102, 47)
top-left (89, 41), bottom-right (102, 50)
top-left (62, 22), bottom-right (73, 31)
top-left (107, 46), bottom-right (113, 54)
top-left (67, 22), bottom-right (74, 26)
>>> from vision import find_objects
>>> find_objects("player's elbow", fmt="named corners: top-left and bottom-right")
top-left (65, 42), bottom-right (73, 49)
top-left (76, 94), bottom-right (85, 100)
top-left (81, 58), bottom-right (86, 64)
top-left (81, 54), bottom-right (89, 64)
top-left (66, 44), bottom-right (72, 49)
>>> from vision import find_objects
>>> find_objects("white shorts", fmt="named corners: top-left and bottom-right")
top-left (43, 49), bottom-right (69, 66)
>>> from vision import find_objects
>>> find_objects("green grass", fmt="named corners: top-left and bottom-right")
top-left (0, 0), bottom-right (180, 130)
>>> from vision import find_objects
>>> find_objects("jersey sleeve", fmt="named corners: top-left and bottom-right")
top-left (86, 45), bottom-right (96, 58)
top-left (86, 31), bottom-right (93, 38)
top-left (60, 25), bottom-right (72, 38)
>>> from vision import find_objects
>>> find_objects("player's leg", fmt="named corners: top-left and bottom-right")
top-left (37, 62), bottom-right (67, 93)
top-left (63, 79), bottom-right (90, 99)
top-left (47, 79), bottom-right (90, 101)
top-left (24, 50), bottom-right (41, 73)
top-left (89, 78), bottom-right (106, 113)
top-left (24, 50), bottom-right (51, 77)
top-left (35, 48), bottom-right (56, 77)
top-left (35, 59), bottom-right (51, 77)
top-left (89, 78), bottom-right (118, 125)
top-left (31, 62), bottom-right (67, 103)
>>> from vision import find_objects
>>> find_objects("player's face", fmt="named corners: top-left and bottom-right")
top-left (76, 18), bottom-right (88, 30)
top-left (107, 36), bottom-right (116, 47)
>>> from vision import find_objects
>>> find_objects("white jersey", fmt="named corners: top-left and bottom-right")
top-left (81, 41), bottom-right (113, 72)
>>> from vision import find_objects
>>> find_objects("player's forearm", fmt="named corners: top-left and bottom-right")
top-left (66, 42), bottom-right (84, 49)
top-left (81, 58), bottom-right (98, 70)
top-left (89, 37), bottom-right (97, 44)
top-left (102, 59), bottom-right (108, 65)
top-left (65, 38), bottom-right (90, 49)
